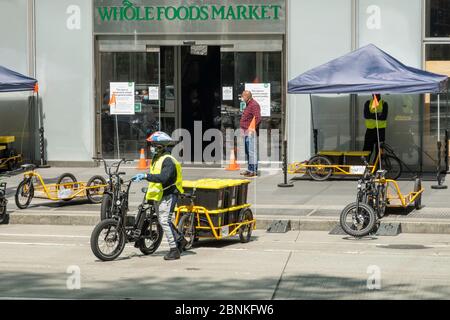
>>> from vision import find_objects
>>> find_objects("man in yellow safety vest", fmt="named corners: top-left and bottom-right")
top-left (363, 93), bottom-right (389, 162)
top-left (132, 131), bottom-right (186, 261)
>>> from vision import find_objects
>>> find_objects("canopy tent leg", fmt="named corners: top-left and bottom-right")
top-left (36, 92), bottom-right (50, 168)
top-left (432, 94), bottom-right (447, 189)
top-left (278, 96), bottom-right (294, 188)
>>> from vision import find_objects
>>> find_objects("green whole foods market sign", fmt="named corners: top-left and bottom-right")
top-left (94, 0), bottom-right (285, 34)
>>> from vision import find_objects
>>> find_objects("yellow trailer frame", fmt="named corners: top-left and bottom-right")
top-left (175, 203), bottom-right (256, 240)
top-left (384, 179), bottom-right (424, 208)
top-left (289, 150), bottom-right (382, 178)
top-left (0, 136), bottom-right (22, 170)
top-left (16, 168), bottom-right (107, 207)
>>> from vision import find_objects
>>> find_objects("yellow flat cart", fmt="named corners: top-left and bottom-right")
top-left (289, 143), bottom-right (403, 181)
top-left (0, 136), bottom-right (22, 171)
top-left (15, 165), bottom-right (107, 209)
top-left (289, 151), bottom-right (375, 181)
top-left (175, 179), bottom-right (255, 249)
top-left (386, 178), bottom-right (424, 210)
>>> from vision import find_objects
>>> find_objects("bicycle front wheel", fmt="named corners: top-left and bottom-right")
top-left (90, 219), bottom-right (125, 261)
top-left (340, 202), bottom-right (377, 238)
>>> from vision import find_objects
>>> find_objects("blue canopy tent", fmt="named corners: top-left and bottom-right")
top-left (280, 44), bottom-right (449, 187)
top-left (0, 65), bottom-right (37, 92)
top-left (0, 65), bottom-right (47, 167)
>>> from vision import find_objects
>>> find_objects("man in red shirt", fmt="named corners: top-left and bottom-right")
top-left (240, 90), bottom-right (261, 177)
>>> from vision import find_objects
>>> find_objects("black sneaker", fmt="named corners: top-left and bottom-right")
top-left (164, 248), bottom-right (181, 261)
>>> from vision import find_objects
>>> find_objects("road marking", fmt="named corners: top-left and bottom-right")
top-left (0, 233), bottom-right (90, 239)
top-left (0, 241), bottom-right (79, 247)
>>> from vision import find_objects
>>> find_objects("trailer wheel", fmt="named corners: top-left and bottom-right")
top-left (307, 156), bottom-right (333, 181)
top-left (86, 175), bottom-right (107, 204)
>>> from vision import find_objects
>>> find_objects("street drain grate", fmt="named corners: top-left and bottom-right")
top-left (377, 244), bottom-right (431, 250)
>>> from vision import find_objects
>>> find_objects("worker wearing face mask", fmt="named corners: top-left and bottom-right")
top-left (132, 131), bottom-right (186, 261)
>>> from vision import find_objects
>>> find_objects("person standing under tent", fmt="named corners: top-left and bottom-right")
top-left (363, 93), bottom-right (389, 162)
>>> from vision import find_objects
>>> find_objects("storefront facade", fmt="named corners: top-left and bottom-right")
top-left (0, 0), bottom-right (448, 171)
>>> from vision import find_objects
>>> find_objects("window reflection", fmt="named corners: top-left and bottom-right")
top-left (220, 51), bottom-right (283, 161)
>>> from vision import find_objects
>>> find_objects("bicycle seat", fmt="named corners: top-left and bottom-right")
top-left (21, 164), bottom-right (36, 171)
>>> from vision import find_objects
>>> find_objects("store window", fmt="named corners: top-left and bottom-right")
top-left (426, 0), bottom-right (450, 38)
top-left (424, 44), bottom-right (450, 170)
top-left (100, 48), bottom-right (175, 159)
top-left (220, 51), bottom-right (282, 161)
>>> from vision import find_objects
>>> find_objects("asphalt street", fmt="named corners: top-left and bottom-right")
top-left (1, 225), bottom-right (450, 300)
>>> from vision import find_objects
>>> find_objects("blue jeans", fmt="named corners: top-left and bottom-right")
top-left (244, 135), bottom-right (258, 173)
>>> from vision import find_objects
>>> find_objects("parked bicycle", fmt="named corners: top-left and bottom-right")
top-left (93, 158), bottom-right (132, 221)
top-left (90, 179), bottom-right (163, 261)
top-left (340, 157), bottom-right (423, 238)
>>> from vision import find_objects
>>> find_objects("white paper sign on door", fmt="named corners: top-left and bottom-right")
top-left (110, 82), bottom-right (135, 115)
top-left (245, 83), bottom-right (271, 117)
top-left (148, 86), bottom-right (160, 100)
top-left (222, 87), bottom-right (233, 101)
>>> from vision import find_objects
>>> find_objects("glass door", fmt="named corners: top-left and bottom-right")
top-left (99, 47), bottom-right (176, 159)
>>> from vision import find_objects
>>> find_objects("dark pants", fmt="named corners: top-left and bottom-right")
top-left (363, 128), bottom-right (385, 163)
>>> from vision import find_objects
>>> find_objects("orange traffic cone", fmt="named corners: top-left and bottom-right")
top-left (137, 148), bottom-right (148, 170)
top-left (225, 148), bottom-right (240, 171)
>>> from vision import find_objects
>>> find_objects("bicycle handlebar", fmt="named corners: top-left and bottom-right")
top-left (93, 157), bottom-right (133, 176)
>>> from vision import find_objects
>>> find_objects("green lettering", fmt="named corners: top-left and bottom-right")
top-left (236, 5), bottom-right (248, 20)
top-left (189, 6), bottom-right (201, 21)
top-left (248, 5), bottom-right (261, 20)
top-left (211, 6), bottom-right (225, 20)
top-left (261, 5), bottom-right (270, 20)
top-left (136, 7), bottom-right (145, 21)
top-left (178, 6), bottom-right (189, 20)
top-left (271, 5), bottom-right (282, 20)
top-left (226, 6), bottom-right (237, 20)
top-left (165, 6), bottom-right (177, 20)
top-left (199, 6), bottom-right (209, 20)
top-left (97, 7), bottom-right (116, 21)
top-left (120, 6), bottom-right (137, 21)
top-left (145, 7), bottom-right (154, 20)
top-left (157, 6), bottom-right (165, 20)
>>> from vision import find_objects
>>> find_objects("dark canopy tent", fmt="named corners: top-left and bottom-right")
top-left (280, 44), bottom-right (449, 187)
top-left (0, 65), bottom-right (47, 167)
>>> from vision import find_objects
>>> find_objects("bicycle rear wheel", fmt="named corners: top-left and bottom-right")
top-left (178, 214), bottom-right (196, 250)
top-left (382, 155), bottom-right (402, 180)
top-left (138, 217), bottom-right (163, 255)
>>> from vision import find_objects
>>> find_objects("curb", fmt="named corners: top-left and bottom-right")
top-left (7, 212), bottom-right (450, 235)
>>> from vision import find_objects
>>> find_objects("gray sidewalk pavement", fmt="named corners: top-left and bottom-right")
top-left (2, 163), bottom-right (450, 233)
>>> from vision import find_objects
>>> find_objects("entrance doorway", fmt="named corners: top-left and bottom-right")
top-left (97, 40), bottom-right (284, 164)
top-left (180, 46), bottom-right (221, 163)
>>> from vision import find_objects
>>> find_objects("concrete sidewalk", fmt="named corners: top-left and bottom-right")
top-left (2, 164), bottom-right (450, 234)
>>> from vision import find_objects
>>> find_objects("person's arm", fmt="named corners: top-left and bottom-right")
top-left (364, 101), bottom-right (375, 120)
top-left (378, 102), bottom-right (388, 121)
top-left (146, 158), bottom-right (176, 188)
